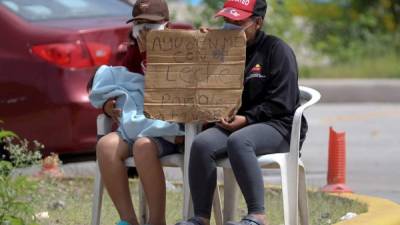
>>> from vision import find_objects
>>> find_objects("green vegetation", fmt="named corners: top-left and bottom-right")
top-left (0, 123), bottom-right (43, 225)
top-left (30, 179), bottom-right (367, 225)
top-left (0, 120), bottom-right (17, 158)
top-left (300, 54), bottom-right (400, 78)
top-left (0, 161), bottom-right (39, 225)
top-left (199, 0), bottom-right (400, 78)
top-left (2, 137), bottom-right (43, 169)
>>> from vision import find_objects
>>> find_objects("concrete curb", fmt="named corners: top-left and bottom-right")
top-left (333, 193), bottom-right (400, 225)
top-left (299, 79), bottom-right (400, 103)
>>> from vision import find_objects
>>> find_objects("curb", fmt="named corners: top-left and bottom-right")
top-left (332, 193), bottom-right (400, 225)
top-left (299, 79), bottom-right (400, 103)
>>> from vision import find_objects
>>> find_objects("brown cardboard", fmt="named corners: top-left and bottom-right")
top-left (145, 29), bottom-right (246, 122)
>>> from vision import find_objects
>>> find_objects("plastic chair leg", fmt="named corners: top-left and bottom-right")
top-left (281, 157), bottom-right (299, 225)
top-left (183, 123), bottom-right (197, 219)
top-left (138, 182), bottom-right (149, 224)
top-left (223, 168), bottom-right (239, 224)
top-left (213, 186), bottom-right (223, 225)
top-left (180, 166), bottom-right (194, 219)
top-left (180, 168), bottom-right (227, 225)
top-left (91, 163), bottom-right (104, 225)
top-left (298, 165), bottom-right (309, 225)
top-left (280, 160), bottom-right (290, 225)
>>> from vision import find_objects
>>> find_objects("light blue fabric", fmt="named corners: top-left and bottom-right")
top-left (89, 65), bottom-right (184, 141)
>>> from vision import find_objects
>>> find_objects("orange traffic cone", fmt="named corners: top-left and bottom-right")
top-left (322, 127), bottom-right (352, 193)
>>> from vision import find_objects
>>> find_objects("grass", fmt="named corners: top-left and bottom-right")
top-left (299, 54), bottom-right (400, 79)
top-left (31, 178), bottom-right (367, 225)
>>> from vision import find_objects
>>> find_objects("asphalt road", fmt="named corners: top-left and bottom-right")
top-left (264, 103), bottom-right (400, 203)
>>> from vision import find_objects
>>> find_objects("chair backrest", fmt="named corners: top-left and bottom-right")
top-left (288, 86), bottom-right (321, 158)
top-left (300, 88), bottom-right (312, 105)
top-left (299, 86), bottom-right (321, 110)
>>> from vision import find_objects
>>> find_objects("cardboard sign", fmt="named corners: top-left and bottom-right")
top-left (145, 29), bottom-right (246, 122)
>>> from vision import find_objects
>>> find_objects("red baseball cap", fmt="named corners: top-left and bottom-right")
top-left (215, 0), bottom-right (267, 21)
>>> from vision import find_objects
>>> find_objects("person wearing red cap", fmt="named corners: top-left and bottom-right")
top-left (177, 1), bottom-right (307, 225)
top-left (96, 1), bottom-right (184, 225)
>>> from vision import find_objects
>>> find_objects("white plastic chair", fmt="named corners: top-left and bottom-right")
top-left (90, 116), bottom-right (223, 225)
top-left (90, 114), bottom-right (186, 225)
top-left (215, 86), bottom-right (321, 225)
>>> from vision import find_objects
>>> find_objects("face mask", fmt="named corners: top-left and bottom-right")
top-left (131, 22), bottom-right (167, 39)
top-left (222, 22), bottom-right (243, 30)
top-left (222, 21), bottom-right (254, 31)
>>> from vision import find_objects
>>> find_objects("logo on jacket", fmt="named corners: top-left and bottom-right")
top-left (245, 64), bottom-right (266, 82)
top-left (251, 64), bottom-right (262, 73)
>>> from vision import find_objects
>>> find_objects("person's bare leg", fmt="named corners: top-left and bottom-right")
top-left (133, 138), bottom-right (166, 225)
top-left (97, 132), bottom-right (139, 225)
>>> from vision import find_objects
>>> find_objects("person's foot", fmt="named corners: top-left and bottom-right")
top-left (225, 214), bottom-right (268, 225)
top-left (248, 214), bottom-right (267, 225)
top-left (116, 220), bottom-right (132, 225)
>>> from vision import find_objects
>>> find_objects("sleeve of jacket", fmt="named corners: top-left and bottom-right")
top-left (121, 43), bottom-right (143, 73)
top-left (242, 41), bottom-right (299, 124)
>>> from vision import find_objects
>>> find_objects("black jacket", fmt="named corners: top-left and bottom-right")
top-left (237, 31), bottom-right (308, 144)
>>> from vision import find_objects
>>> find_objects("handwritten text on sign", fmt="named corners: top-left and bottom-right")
top-left (145, 30), bottom-right (246, 122)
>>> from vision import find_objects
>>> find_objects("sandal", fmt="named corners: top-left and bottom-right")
top-left (225, 215), bottom-right (265, 225)
top-left (175, 217), bottom-right (206, 225)
top-left (116, 220), bottom-right (132, 225)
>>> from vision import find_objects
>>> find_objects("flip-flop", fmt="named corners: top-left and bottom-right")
top-left (116, 220), bottom-right (132, 225)
top-left (175, 217), bottom-right (206, 225)
top-left (225, 215), bottom-right (265, 225)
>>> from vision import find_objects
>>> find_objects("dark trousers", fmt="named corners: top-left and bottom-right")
top-left (189, 123), bottom-right (289, 218)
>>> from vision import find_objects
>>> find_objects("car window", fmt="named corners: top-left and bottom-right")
top-left (0, 0), bottom-right (131, 21)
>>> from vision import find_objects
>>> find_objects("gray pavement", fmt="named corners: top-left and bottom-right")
top-left (265, 103), bottom-right (400, 203)
top-left (314, 104), bottom-right (400, 203)
top-left (300, 79), bottom-right (400, 103)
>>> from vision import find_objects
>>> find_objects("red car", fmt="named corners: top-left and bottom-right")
top-left (0, 0), bottom-right (133, 155)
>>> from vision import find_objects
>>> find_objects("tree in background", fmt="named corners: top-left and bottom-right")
top-left (200, 0), bottom-right (400, 63)
top-left (189, 0), bottom-right (224, 28)
top-left (194, 0), bottom-right (308, 50)
top-left (290, 0), bottom-right (400, 62)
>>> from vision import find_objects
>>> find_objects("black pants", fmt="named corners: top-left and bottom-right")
top-left (189, 123), bottom-right (289, 218)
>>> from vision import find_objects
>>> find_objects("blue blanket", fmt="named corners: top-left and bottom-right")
top-left (89, 65), bottom-right (184, 141)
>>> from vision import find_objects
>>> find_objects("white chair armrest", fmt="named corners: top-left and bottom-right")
top-left (96, 114), bottom-right (113, 137)
top-left (289, 86), bottom-right (321, 159)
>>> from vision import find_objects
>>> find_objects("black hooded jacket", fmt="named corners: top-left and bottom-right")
top-left (237, 30), bottom-right (308, 144)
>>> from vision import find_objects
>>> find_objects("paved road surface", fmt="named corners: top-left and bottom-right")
top-left (264, 103), bottom-right (400, 203)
